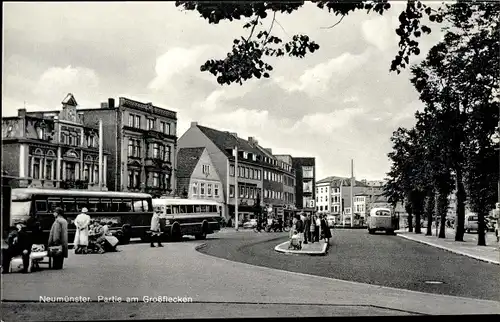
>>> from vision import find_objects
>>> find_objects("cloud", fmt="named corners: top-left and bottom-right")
top-left (292, 108), bottom-right (365, 135)
top-left (361, 16), bottom-right (398, 52)
top-left (280, 51), bottom-right (371, 97)
top-left (33, 65), bottom-right (99, 97)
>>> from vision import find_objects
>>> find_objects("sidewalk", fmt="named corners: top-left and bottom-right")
top-left (275, 240), bottom-right (328, 255)
top-left (396, 227), bottom-right (499, 265)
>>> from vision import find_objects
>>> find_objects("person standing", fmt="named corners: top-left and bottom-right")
top-left (73, 207), bottom-right (91, 254)
top-left (320, 215), bottom-right (332, 244)
top-left (303, 214), bottom-right (311, 244)
top-left (315, 215), bottom-right (321, 242)
top-left (150, 211), bottom-right (163, 247)
top-left (48, 207), bottom-right (68, 270)
top-left (295, 215), bottom-right (304, 249)
top-left (309, 214), bottom-right (316, 244)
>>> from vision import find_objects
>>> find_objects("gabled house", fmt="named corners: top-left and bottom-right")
top-left (176, 147), bottom-right (224, 206)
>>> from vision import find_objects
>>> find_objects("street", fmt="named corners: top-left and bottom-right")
top-left (199, 229), bottom-right (500, 301)
top-left (2, 229), bottom-right (500, 320)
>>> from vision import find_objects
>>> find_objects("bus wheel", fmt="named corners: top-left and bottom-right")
top-left (368, 229), bottom-right (375, 234)
top-left (121, 225), bottom-right (131, 244)
top-left (386, 230), bottom-right (394, 235)
top-left (171, 224), bottom-right (182, 242)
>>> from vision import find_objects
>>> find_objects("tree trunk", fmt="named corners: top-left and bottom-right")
top-left (438, 191), bottom-right (448, 238)
top-left (408, 212), bottom-right (413, 232)
top-left (477, 210), bottom-right (487, 246)
top-left (413, 193), bottom-right (424, 234)
top-left (455, 169), bottom-right (466, 241)
top-left (425, 191), bottom-right (435, 236)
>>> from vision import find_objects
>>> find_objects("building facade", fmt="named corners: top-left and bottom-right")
top-left (2, 94), bottom-right (109, 190)
top-left (178, 122), bottom-right (263, 224)
top-left (292, 158), bottom-right (316, 210)
top-left (79, 97), bottom-right (177, 197)
top-left (176, 147), bottom-right (224, 206)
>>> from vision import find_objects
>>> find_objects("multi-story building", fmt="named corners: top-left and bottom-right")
top-left (1, 94), bottom-right (109, 190)
top-left (315, 176), bottom-right (369, 221)
top-left (178, 122), bottom-right (263, 224)
top-left (292, 158), bottom-right (316, 210)
top-left (176, 147), bottom-right (224, 206)
top-left (79, 97), bottom-right (177, 197)
top-left (253, 145), bottom-right (296, 219)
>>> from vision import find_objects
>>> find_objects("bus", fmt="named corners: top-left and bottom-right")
top-left (8, 188), bottom-right (153, 245)
top-left (150, 198), bottom-right (222, 241)
top-left (367, 207), bottom-right (399, 235)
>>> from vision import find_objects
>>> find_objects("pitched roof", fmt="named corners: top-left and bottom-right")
top-left (62, 93), bottom-right (78, 106)
top-left (316, 176), bottom-right (368, 187)
top-left (197, 125), bottom-right (263, 157)
top-left (176, 147), bottom-right (205, 178)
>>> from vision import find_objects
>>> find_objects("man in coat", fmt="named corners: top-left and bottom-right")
top-left (303, 213), bottom-right (311, 244)
top-left (48, 207), bottom-right (69, 269)
top-left (73, 207), bottom-right (91, 254)
top-left (150, 210), bottom-right (163, 247)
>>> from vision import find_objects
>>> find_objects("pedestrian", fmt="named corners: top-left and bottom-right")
top-left (150, 210), bottom-right (163, 247)
top-left (303, 213), bottom-right (310, 244)
top-left (73, 207), bottom-right (91, 254)
top-left (309, 214), bottom-right (316, 244)
top-left (315, 214), bottom-right (321, 242)
top-left (48, 207), bottom-right (68, 270)
top-left (295, 215), bottom-right (304, 249)
top-left (2, 223), bottom-right (33, 273)
top-left (320, 215), bottom-right (332, 244)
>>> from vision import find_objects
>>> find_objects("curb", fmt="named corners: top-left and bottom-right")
top-left (397, 234), bottom-right (500, 265)
top-left (274, 241), bottom-right (327, 256)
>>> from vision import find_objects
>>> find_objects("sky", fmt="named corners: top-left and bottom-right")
top-left (2, 1), bottom-right (446, 181)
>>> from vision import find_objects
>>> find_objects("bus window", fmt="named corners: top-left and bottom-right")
top-left (75, 198), bottom-right (88, 212)
top-left (165, 205), bottom-right (172, 214)
top-left (132, 200), bottom-right (143, 212)
top-left (47, 197), bottom-right (62, 212)
top-left (88, 198), bottom-right (99, 212)
top-left (120, 199), bottom-right (133, 212)
top-left (172, 206), bottom-right (179, 214)
top-left (186, 205), bottom-right (194, 214)
top-left (194, 205), bottom-right (201, 213)
top-left (143, 200), bottom-right (151, 212)
top-left (100, 199), bottom-right (112, 212)
top-left (179, 205), bottom-right (186, 214)
top-left (211, 205), bottom-right (217, 213)
top-left (62, 198), bottom-right (77, 213)
top-left (35, 200), bottom-right (48, 213)
top-left (110, 199), bottom-right (121, 212)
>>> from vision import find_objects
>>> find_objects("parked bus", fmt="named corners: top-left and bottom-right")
top-left (367, 207), bottom-right (399, 235)
top-left (8, 188), bottom-right (153, 245)
top-left (465, 213), bottom-right (479, 233)
top-left (150, 198), bottom-right (222, 241)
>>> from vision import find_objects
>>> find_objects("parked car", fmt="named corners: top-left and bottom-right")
top-left (243, 219), bottom-right (257, 229)
top-left (326, 216), bottom-right (336, 228)
top-left (465, 214), bottom-right (478, 233)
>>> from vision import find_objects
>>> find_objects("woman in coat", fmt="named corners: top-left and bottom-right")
top-left (320, 214), bottom-right (332, 244)
top-left (73, 208), bottom-right (91, 254)
top-left (48, 207), bottom-right (68, 269)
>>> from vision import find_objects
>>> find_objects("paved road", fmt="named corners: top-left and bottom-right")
top-left (199, 229), bottom-right (500, 301)
top-left (2, 230), bottom-right (499, 320)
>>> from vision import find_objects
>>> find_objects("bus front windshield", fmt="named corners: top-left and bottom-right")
top-left (375, 210), bottom-right (391, 217)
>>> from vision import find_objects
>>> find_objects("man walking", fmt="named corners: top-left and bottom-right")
top-left (48, 207), bottom-right (68, 270)
top-left (150, 210), bottom-right (163, 247)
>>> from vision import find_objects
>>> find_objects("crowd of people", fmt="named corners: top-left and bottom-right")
top-left (2, 207), bottom-right (120, 274)
top-left (289, 213), bottom-right (332, 250)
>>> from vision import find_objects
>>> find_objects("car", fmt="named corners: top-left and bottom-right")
top-left (326, 216), bottom-right (336, 227)
top-left (243, 219), bottom-right (257, 229)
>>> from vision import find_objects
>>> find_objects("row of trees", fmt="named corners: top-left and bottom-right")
top-left (384, 2), bottom-right (499, 246)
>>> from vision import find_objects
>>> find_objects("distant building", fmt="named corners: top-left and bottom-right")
top-left (292, 158), bottom-right (316, 210)
top-left (176, 147), bottom-right (224, 206)
top-left (79, 97), bottom-right (177, 197)
top-left (1, 94), bottom-right (109, 190)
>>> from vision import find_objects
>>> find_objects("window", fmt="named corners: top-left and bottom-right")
top-left (192, 182), bottom-right (198, 195)
top-left (214, 184), bottom-right (219, 197)
top-left (264, 171), bottom-right (267, 180)
top-left (325, 205), bottom-right (328, 211)
top-left (200, 183), bottom-right (205, 195)
top-left (245, 167), bottom-right (249, 178)
top-left (239, 186), bottom-right (244, 198)
top-left (257, 170), bottom-right (261, 180)
top-left (229, 185), bottom-right (235, 198)
top-left (160, 121), bottom-right (166, 134)
top-left (202, 165), bottom-right (210, 175)
top-left (302, 166), bottom-right (314, 178)
top-left (45, 158), bottom-right (55, 180)
top-left (148, 118), bottom-right (156, 130)
top-left (37, 127), bottom-right (45, 140)
top-left (135, 115), bottom-right (140, 128)
top-left (230, 165), bottom-right (235, 176)
top-left (153, 173), bottom-right (159, 187)
top-left (128, 169), bottom-right (140, 188)
top-left (151, 143), bottom-right (159, 159)
top-left (164, 122), bottom-right (171, 135)
top-left (129, 114), bottom-right (134, 127)
top-left (128, 138), bottom-right (141, 157)
top-left (207, 184), bottom-right (212, 196)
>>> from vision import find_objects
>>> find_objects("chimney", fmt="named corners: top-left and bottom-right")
top-left (191, 122), bottom-right (198, 127)
top-left (18, 109), bottom-right (27, 117)
top-left (108, 98), bottom-right (115, 109)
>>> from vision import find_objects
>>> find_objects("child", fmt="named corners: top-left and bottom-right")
top-left (289, 230), bottom-right (301, 250)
